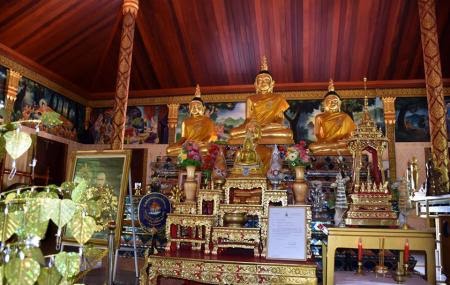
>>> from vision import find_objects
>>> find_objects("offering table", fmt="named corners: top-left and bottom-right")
top-left (324, 228), bottom-right (435, 285)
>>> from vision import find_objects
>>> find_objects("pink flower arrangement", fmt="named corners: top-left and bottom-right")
top-left (285, 140), bottom-right (311, 168)
top-left (178, 141), bottom-right (202, 168)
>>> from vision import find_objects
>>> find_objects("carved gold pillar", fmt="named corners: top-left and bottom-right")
top-left (382, 97), bottom-right (397, 181)
top-left (167, 103), bottom-right (180, 144)
top-left (4, 70), bottom-right (22, 123)
top-left (418, 0), bottom-right (449, 194)
top-left (111, 0), bottom-right (139, 150)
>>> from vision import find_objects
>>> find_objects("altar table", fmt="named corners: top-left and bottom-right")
top-left (324, 228), bottom-right (436, 285)
top-left (140, 250), bottom-right (317, 284)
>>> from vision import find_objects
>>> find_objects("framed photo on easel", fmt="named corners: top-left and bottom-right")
top-left (62, 149), bottom-right (132, 248)
top-left (266, 206), bottom-right (308, 261)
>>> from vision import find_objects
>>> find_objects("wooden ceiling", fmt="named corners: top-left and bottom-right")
top-left (0, 0), bottom-right (449, 101)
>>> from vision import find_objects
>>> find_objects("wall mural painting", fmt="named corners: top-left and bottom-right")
top-left (13, 77), bottom-right (85, 141)
top-left (395, 97), bottom-right (430, 142)
top-left (287, 97), bottom-right (385, 144)
top-left (175, 102), bottom-right (245, 143)
top-left (90, 105), bottom-right (168, 144)
top-left (0, 66), bottom-right (6, 103)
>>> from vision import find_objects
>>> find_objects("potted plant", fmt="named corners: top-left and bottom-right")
top-left (177, 141), bottom-right (202, 202)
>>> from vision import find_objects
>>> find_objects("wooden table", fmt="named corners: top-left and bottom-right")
top-left (324, 228), bottom-right (435, 285)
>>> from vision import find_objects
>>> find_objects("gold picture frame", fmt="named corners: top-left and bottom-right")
top-left (63, 149), bottom-right (132, 248)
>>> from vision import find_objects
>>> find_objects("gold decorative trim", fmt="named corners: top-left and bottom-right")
top-left (0, 55), bottom-right (87, 105)
top-left (141, 254), bottom-right (317, 285)
top-left (90, 87), bottom-right (450, 107)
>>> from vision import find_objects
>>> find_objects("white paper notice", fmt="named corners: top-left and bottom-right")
top-left (266, 206), bottom-right (307, 260)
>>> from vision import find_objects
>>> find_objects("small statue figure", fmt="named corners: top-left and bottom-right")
top-left (333, 172), bottom-right (350, 227)
top-left (267, 144), bottom-right (283, 189)
top-left (212, 146), bottom-right (227, 181)
top-left (234, 121), bottom-right (261, 166)
top-left (228, 56), bottom-right (293, 145)
top-left (309, 180), bottom-right (325, 218)
top-left (408, 156), bottom-right (419, 192)
top-left (309, 79), bottom-right (356, 155)
top-left (166, 85), bottom-right (217, 155)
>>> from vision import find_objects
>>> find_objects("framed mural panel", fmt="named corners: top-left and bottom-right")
top-left (395, 97), bottom-right (430, 142)
top-left (63, 150), bottom-right (131, 247)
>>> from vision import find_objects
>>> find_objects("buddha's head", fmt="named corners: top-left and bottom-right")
top-left (323, 79), bottom-right (342, 113)
top-left (189, 84), bottom-right (206, 117)
top-left (255, 56), bottom-right (275, 94)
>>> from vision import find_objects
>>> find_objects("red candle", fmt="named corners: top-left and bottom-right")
top-left (404, 239), bottom-right (410, 263)
top-left (358, 238), bottom-right (363, 262)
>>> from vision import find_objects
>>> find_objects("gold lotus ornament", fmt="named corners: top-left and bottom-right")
top-left (5, 257), bottom-right (41, 285)
top-left (68, 211), bottom-right (96, 244)
top-left (55, 252), bottom-right (80, 280)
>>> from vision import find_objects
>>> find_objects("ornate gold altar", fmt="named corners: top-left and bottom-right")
top-left (140, 251), bottom-right (317, 285)
top-left (345, 88), bottom-right (397, 226)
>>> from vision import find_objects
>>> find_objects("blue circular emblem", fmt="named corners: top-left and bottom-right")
top-left (138, 193), bottom-right (171, 231)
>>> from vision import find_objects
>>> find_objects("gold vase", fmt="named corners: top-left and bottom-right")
top-left (292, 166), bottom-right (308, 205)
top-left (184, 165), bottom-right (197, 202)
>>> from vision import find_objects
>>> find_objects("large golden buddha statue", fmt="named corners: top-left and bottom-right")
top-left (228, 57), bottom-right (293, 145)
top-left (166, 85), bottom-right (217, 156)
top-left (309, 80), bottom-right (356, 155)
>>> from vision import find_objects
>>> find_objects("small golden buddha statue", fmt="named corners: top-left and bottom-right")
top-left (309, 80), bottom-right (356, 155)
top-left (228, 56), bottom-right (293, 145)
top-left (231, 121), bottom-right (264, 176)
top-left (166, 85), bottom-right (217, 156)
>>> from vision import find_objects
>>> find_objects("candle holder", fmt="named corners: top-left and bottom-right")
top-left (355, 261), bottom-right (364, 275)
top-left (403, 263), bottom-right (410, 277)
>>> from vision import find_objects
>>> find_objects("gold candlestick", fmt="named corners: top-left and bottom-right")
top-left (355, 261), bottom-right (364, 275)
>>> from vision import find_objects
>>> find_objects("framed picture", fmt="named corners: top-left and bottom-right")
top-left (63, 150), bottom-right (132, 248)
top-left (266, 206), bottom-right (308, 261)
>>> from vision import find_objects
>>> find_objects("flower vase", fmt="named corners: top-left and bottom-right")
top-left (184, 165), bottom-right (198, 202)
top-left (292, 166), bottom-right (308, 204)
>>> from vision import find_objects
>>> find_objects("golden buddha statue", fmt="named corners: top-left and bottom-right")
top-left (231, 120), bottom-right (264, 176)
top-left (166, 85), bottom-right (217, 156)
top-left (309, 80), bottom-right (356, 155)
top-left (228, 56), bottom-right (293, 145)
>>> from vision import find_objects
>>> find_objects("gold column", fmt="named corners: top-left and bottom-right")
top-left (382, 97), bottom-right (397, 181)
top-left (111, 0), bottom-right (139, 150)
top-left (167, 103), bottom-right (180, 144)
top-left (4, 70), bottom-right (22, 123)
top-left (418, 0), bottom-right (449, 194)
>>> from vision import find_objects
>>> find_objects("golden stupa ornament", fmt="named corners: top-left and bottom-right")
top-left (328, 78), bottom-right (335, 92)
top-left (345, 77), bottom-right (397, 226)
top-left (195, 84), bottom-right (201, 98)
top-left (260, 55), bottom-right (269, 71)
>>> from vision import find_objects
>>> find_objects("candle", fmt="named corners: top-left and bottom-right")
top-left (404, 239), bottom-right (410, 263)
top-left (358, 238), bottom-right (363, 262)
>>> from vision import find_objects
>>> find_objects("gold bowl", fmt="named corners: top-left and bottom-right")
top-left (223, 212), bottom-right (247, 227)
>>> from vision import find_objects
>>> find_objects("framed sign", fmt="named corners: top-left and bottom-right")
top-left (63, 150), bottom-right (131, 248)
top-left (266, 206), bottom-right (308, 261)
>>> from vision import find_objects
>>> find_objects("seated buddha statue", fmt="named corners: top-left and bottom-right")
top-left (231, 120), bottom-right (264, 176)
top-left (228, 56), bottom-right (293, 145)
top-left (166, 85), bottom-right (217, 156)
top-left (309, 80), bottom-right (356, 155)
